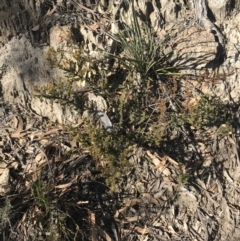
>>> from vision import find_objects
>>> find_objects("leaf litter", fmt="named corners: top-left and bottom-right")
top-left (0, 103), bottom-right (240, 240)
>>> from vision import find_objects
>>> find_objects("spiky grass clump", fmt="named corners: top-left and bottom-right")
top-left (109, 0), bottom-right (176, 78)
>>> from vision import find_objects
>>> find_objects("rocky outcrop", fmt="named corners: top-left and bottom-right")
top-left (0, 0), bottom-right (240, 123)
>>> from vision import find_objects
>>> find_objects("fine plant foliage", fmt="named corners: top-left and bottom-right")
top-left (107, 0), bottom-right (176, 78)
top-left (0, 198), bottom-right (11, 232)
top-left (171, 95), bottom-right (231, 129)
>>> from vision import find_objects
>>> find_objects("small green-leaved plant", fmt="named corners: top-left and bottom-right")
top-left (35, 10), bottom-right (184, 192)
top-left (37, 39), bottom-right (182, 192)
top-left (31, 174), bottom-right (51, 215)
top-left (217, 122), bottom-right (234, 137)
top-left (177, 165), bottom-right (190, 186)
top-left (33, 47), bottom-right (93, 110)
top-left (0, 198), bottom-right (11, 232)
top-left (171, 95), bottom-right (229, 128)
top-left (72, 121), bottom-right (133, 191)
top-left (30, 175), bottom-right (78, 240)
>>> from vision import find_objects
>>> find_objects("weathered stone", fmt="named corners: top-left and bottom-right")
top-left (171, 26), bottom-right (218, 69)
top-left (0, 25), bottom-right (83, 124)
top-left (208, 0), bottom-right (229, 9)
top-left (208, 0), bottom-right (231, 22)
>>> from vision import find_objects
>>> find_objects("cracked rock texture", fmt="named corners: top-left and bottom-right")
top-left (0, 0), bottom-right (240, 123)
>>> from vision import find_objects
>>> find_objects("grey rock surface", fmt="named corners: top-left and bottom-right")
top-left (0, 0), bottom-right (239, 124)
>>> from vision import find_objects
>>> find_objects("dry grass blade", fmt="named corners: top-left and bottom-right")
top-left (71, 0), bottom-right (96, 14)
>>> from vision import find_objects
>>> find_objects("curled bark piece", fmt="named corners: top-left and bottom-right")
top-left (194, 0), bottom-right (225, 47)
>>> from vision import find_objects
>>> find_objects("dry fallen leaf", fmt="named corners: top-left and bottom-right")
top-left (77, 201), bottom-right (89, 205)
top-left (0, 162), bottom-right (8, 175)
top-left (32, 128), bottom-right (61, 141)
top-left (35, 153), bottom-right (45, 163)
top-left (12, 115), bottom-right (19, 129)
top-left (70, 136), bottom-right (78, 148)
top-left (125, 216), bottom-right (140, 222)
top-left (89, 211), bottom-right (114, 241)
top-left (0, 168), bottom-right (9, 185)
top-left (161, 167), bottom-right (171, 176)
top-left (223, 169), bottom-right (234, 183)
top-left (165, 155), bottom-right (179, 167)
top-left (31, 25), bottom-right (40, 31)
top-left (55, 182), bottom-right (72, 189)
top-left (147, 150), bottom-right (162, 166)
top-left (134, 226), bottom-right (150, 235)
top-left (0, 168), bottom-right (10, 194)
top-left (45, 5), bottom-right (57, 16)
top-left (89, 22), bottom-right (100, 30)
top-left (187, 96), bottom-right (201, 106)
top-left (11, 131), bottom-right (31, 138)
top-left (228, 203), bottom-right (239, 213)
top-left (198, 142), bottom-right (206, 152)
top-left (142, 193), bottom-right (159, 205)
top-left (147, 151), bottom-right (170, 174)
top-left (115, 198), bottom-right (141, 215)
